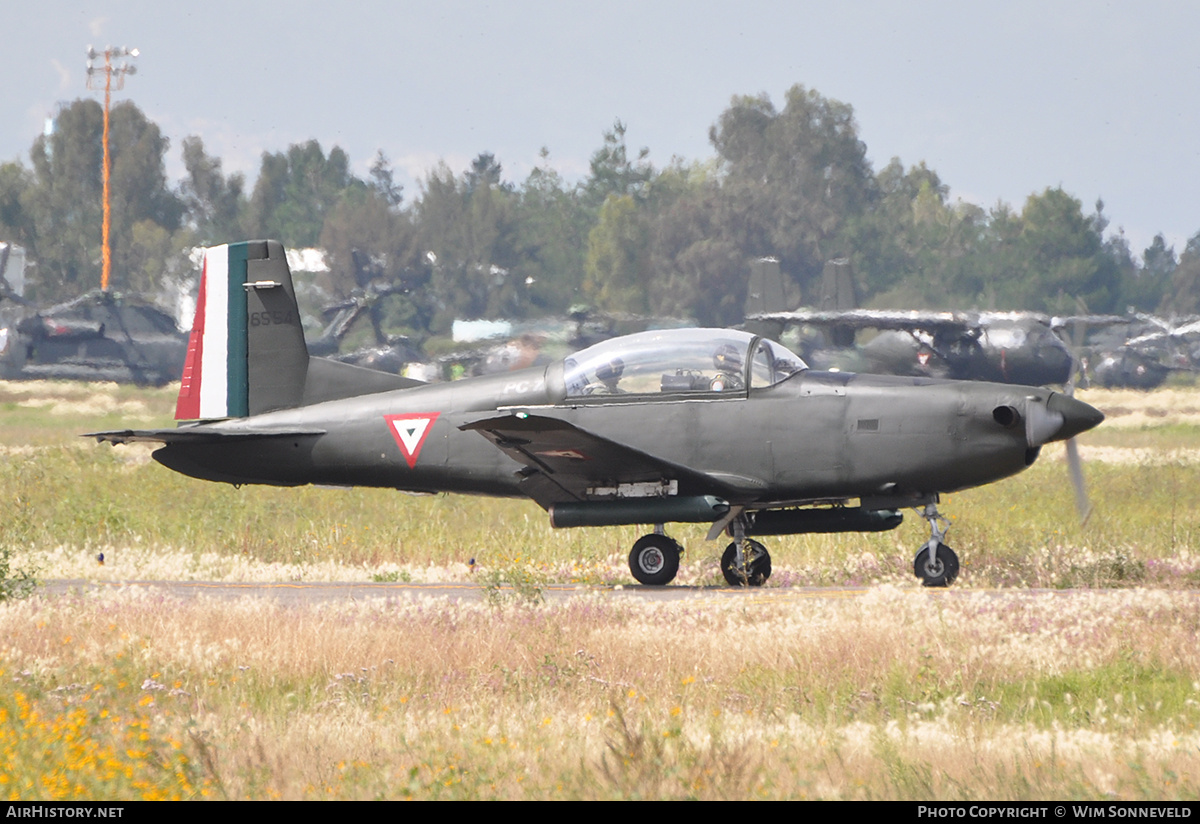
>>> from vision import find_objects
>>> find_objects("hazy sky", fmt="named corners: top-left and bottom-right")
top-left (5, 0), bottom-right (1198, 256)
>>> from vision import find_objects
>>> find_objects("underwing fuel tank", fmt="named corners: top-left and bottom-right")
top-left (746, 507), bottom-right (903, 536)
top-left (549, 496), bottom-right (730, 528)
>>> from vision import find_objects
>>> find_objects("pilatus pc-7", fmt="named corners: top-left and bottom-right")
top-left (92, 241), bottom-right (1103, 587)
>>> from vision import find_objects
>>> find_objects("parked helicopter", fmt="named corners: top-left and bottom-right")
top-left (1, 289), bottom-right (187, 386)
top-left (749, 307), bottom-right (1125, 387)
top-left (91, 241), bottom-right (1104, 587)
top-left (0, 240), bottom-right (189, 385)
top-left (742, 257), bottom-right (1132, 387)
top-left (1083, 314), bottom-right (1200, 389)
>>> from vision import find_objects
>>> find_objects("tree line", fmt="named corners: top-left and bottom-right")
top-left (1, 84), bottom-right (1198, 343)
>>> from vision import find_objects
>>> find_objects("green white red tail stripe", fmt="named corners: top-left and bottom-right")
top-left (175, 243), bottom-right (250, 420)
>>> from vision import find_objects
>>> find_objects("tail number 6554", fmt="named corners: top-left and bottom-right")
top-left (250, 310), bottom-right (297, 326)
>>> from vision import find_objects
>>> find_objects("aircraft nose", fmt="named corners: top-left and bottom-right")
top-left (1017, 392), bottom-right (1104, 447)
top-left (1046, 392), bottom-right (1105, 441)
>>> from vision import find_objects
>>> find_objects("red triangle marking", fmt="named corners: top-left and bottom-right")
top-left (384, 413), bottom-right (441, 469)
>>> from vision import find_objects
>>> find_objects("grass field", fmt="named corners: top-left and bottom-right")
top-left (2, 379), bottom-right (1199, 799)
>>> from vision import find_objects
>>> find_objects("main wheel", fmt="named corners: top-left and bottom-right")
top-left (628, 534), bottom-right (682, 585)
top-left (913, 542), bottom-right (959, 587)
top-left (721, 540), bottom-right (771, 586)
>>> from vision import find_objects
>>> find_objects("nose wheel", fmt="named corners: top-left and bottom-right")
top-left (914, 541), bottom-right (959, 587)
top-left (628, 533), bottom-right (682, 585)
top-left (913, 503), bottom-right (959, 587)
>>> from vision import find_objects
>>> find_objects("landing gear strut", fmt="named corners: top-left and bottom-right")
top-left (628, 528), bottom-right (682, 585)
top-left (913, 503), bottom-right (959, 587)
top-left (720, 515), bottom-right (772, 587)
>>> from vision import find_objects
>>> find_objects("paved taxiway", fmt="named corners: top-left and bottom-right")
top-left (41, 579), bottom-right (1198, 606)
top-left (41, 578), bottom-right (874, 606)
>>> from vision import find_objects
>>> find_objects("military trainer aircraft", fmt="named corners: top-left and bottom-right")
top-left (91, 241), bottom-right (1104, 587)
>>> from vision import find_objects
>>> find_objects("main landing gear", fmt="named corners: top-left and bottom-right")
top-left (720, 514), bottom-right (772, 587)
top-left (720, 539), bottom-right (771, 586)
top-left (913, 503), bottom-right (959, 587)
top-left (628, 529), bottom-right (682, 585)
top-left (626, 519), bottom-right (776, 587)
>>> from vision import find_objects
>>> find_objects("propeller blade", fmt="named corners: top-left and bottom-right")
top-left (1063, 348), bottom-right (1093, 524)
top-left (1065, 436), bottom-right (1092, 524)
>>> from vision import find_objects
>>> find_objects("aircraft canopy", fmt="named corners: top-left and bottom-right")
top-left (563, 328), bottom-right (806, 397)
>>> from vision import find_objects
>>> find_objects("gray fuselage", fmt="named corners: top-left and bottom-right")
top-left (152, 360), bottom-right (1059, 511)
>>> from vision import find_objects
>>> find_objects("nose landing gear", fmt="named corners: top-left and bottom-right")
top-left (913, 503), bottom-right (959, 587)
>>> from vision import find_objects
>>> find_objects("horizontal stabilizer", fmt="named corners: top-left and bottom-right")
top-left (87, 425), bottom-right (326, 446)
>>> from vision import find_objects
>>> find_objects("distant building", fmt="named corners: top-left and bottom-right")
top-left (0, 242), bottom-right (27, 298)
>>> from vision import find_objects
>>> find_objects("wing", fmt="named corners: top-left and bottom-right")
top-left (460, 412), bottom-right (747, 509)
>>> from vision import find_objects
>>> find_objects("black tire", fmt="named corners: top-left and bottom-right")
top-left (721, 540), bottom-right (771, 587)
top-left (629, 535), bottom-right (681, 585)
top-left (913, 542), bottom-right (959, 587)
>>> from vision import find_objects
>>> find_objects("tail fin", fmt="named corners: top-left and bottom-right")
top-left (176, 240), bottom-right (414, 421)
top-left (176, 241), bottom-right (307, 419)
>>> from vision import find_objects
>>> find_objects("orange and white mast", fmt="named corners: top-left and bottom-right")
top-left (85, 45), bottom-right (138, 292)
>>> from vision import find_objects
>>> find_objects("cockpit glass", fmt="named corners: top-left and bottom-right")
top-left (563, 329), bottom-right (807, 397)
top-left (763, 339), bottom-right (806, 381)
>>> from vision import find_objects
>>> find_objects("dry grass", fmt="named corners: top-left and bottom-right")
top-left (0, 380), bottom-right (175, 447)
top-left (2, 585), bottom-right (1197, 799)
top-left (1079, 387), bottom-right (1200, 430)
